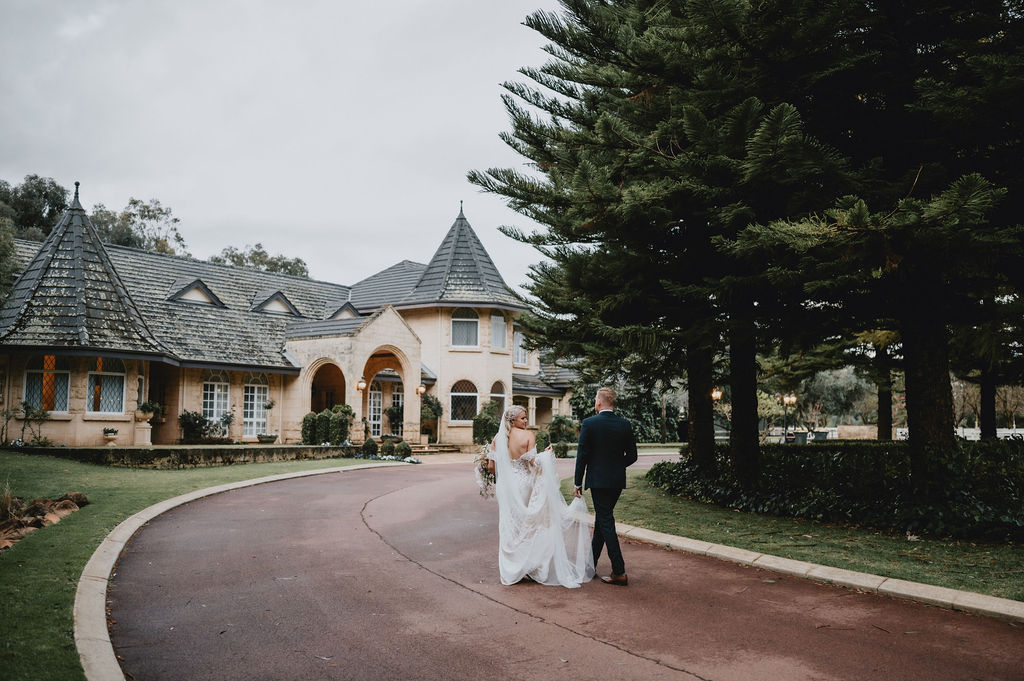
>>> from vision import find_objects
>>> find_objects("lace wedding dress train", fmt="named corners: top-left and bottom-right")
top-left (491, 443), bottom-right (595, 588)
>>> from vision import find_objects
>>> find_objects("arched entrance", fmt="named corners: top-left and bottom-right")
top-left (359, 347), bottom-right (417, 441)
top-left (310, 362), bottom-right (346, 413)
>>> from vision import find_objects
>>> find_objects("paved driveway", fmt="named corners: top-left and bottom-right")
top-left (108, 460), bottom-right (1024, 681)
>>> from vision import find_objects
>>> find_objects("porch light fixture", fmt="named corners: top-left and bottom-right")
top-left (416, 384), bottom-right (426, 395)
top-left (711, 388), bottom-right (722, 402)
top-left (356, 377), bottom-right (367, 391)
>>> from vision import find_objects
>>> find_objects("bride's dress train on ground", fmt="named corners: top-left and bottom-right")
top-left (493, 446), bottom-right (595, 588)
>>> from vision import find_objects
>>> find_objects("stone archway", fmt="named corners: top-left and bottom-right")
top-left (310, 362), bottom-right (346, 413)
top-left (358, 346), bottom-right (418, 442)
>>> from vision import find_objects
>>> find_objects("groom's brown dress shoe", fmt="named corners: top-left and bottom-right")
top-left (600, 573), bottom-right (628, 586)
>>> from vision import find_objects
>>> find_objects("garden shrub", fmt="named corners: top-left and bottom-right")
top-left (535, 430), bottom-right (550, 452)
top-left (329, 405), bottom-right (353, 444)
top-left (178, 410), bottom-right (212, 443)
top-left (552, 441), bottom-right (569, 458)
top-left (315, 409), bottom-right (332, 444)
top-left (395, 441), bottom-right (412, 458)
top-left (473, 400), bottom-right (502, 445)
top-left (381, 439), bottom-right (395, 456)
top-left (301, 412), bottom-right (317, 444)
top-left (547, 415), bottom-right (577, 443)
top-left (646, 439), bottom-right (1024, 540)
top-left (361, 438), bottom-right (379, 457)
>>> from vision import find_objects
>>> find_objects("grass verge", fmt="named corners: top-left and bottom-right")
top-left (0, 449), bottom-right (371, 681)
top-left (564, 469), bottom-right (1024, 602)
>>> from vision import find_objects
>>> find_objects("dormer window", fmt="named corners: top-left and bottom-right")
top-left (330, 301), bottom-right (360, 319)
top-left (167, 278), bottom-right (226, 307)
top-left (251, 290), bottom-right (301, 316)
top-left (451, 308), bottom-right (479, 347)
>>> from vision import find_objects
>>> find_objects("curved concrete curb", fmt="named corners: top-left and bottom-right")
top-left (73, 462), bottom-right (406, 681)
top-left (612, 521), bottom-right (1024, 624)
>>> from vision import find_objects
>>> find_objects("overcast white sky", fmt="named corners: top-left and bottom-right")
top-left (0, 0), bottom-right (559, 289)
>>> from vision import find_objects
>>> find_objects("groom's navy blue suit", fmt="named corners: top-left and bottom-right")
top-left (574, 410), bottom-right (638, 575)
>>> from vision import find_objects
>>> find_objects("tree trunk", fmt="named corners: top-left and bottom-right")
top-left (875, 351), bottom-right (893, 441)
top-left (901, 314), bottom-right (956, 495)
top-left (979, 368), bottom-right (997, 440)
top-left (660, 392), bottom-right (667, 444)
top-left (728, 305), bottom-right (760, 487)
top-left (686, 344), bottom-right (715, 470)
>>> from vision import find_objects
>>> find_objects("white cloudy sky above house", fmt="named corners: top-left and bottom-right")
top-left (0, 0), bottom-right (560, 289)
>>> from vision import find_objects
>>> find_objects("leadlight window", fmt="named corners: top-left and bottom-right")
top-left (24, 355), bottom-right (69, 412)
top-left (450, 380), bottom-right (478, 422)
top-left (202, 370), bottom-right (230, 435)
top-left (243, 373), bottom-right (269, 437)
top-left (490, 381), bottom-right (506, 415)
top-left (513, 328), bottom-right (528, 365)
top-left (490, 313), bottom-right (507, 349)
top-left (86, 357), bottom-right (126, 413)
top-left (451, 308), bottom-right (479, 347)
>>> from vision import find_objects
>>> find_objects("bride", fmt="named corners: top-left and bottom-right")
top-left (486, 405), bottom-right (595, 588)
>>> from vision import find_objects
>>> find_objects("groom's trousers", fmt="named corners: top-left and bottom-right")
top-left (590, 487), bottom-right (625, 575)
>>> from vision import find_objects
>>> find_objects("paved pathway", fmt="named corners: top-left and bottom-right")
top-left (107, 460), bottom-right (1024, 681)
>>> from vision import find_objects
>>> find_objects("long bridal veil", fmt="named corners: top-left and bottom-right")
top-left (491, 413), bottom-right (595, 587)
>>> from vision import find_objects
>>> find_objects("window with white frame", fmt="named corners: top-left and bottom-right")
top-left (86, 357), bottom-right (126, 413)
top-left (490, 381), bottom-right (506, 415)
top-left (490, 313), bottom-right (507, 349)
top-left (390, 383), bottom-right (403, 436)
top-left (451, 308), bottom-right (479, 347)
top-left (24, 355), bottom-right (70, 412)
top-left (450, 380), bottom-right (478, 421)
top-left (243, 373), bottom-right (269, 437)
top-left (513, 328), bottom-right (528, 365)
top-left (369, 381), bottom-right (383, 437)
top-left (202, 370), bottom-right (231, 435)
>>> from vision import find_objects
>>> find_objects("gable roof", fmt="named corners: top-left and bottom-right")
top-left (0, 183), bottom-right (170, 359)
top-left (395, 209), bottom-right (525, 311)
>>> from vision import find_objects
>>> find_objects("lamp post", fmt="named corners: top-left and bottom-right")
top-left (783, 393), bottom-right (796, 441)
top-left (711, 388), bottom-right (722, 403)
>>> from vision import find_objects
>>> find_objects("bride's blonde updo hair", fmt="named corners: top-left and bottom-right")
top-left (504, 404), bottom-right (527, 429)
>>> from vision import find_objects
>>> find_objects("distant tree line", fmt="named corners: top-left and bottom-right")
top-left (0, 175), bottom-right (309, 279)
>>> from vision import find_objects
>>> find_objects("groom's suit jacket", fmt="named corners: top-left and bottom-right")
top-left (574, 410), bottom-right (639, 490)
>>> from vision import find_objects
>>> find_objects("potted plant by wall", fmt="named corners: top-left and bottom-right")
top-left (102, 427), bottom-right (118, 445)
top-left (136, 401), bottom-right (163, 421)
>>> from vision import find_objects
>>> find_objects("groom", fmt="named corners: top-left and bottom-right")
top-left (573, 386), bottom-right (638, 586)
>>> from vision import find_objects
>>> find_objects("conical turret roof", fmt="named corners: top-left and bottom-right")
top-left (0, 183), bottom-right (172, 358)
top-left (397, 207), bottom-right (525, 310)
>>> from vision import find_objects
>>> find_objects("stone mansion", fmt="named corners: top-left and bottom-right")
top-left (0, 185), bottom-right (574, 447)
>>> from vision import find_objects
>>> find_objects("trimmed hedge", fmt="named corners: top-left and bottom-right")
top-left (646, 440), bottom-right (1024, 540)
top-left (7, 444), bottom-right (360, 468)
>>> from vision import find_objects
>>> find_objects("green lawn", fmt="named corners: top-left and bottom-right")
top-left (0, 450), bottom-right (369, 681)
top-left (565, 470), bottom-right (1024, 602)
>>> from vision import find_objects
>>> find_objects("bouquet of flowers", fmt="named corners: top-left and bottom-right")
top-left (474, 446), bottom-right (495, 498)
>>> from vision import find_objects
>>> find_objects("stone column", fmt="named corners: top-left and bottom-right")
top-left (528, 396), bottom-right (537, 427)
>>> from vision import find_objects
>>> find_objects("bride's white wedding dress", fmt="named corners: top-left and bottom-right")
top-left (489, 423), bottom-right (595, 588)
